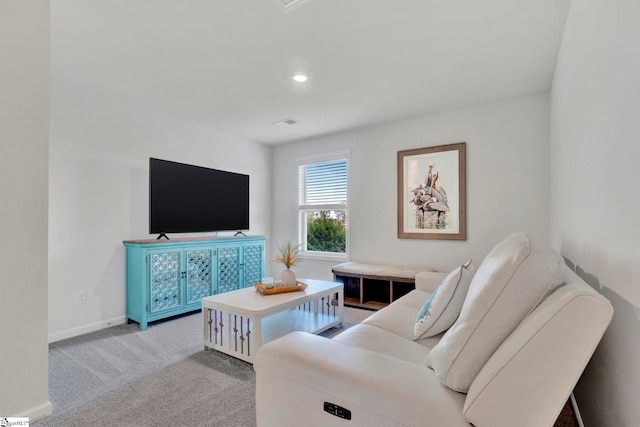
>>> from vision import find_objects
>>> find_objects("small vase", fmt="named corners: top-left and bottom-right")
top-left (281, 268), bottom-right (296, 287)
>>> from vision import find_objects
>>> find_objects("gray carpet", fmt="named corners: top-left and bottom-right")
top-left (35, 308), bottom-right (371, 426)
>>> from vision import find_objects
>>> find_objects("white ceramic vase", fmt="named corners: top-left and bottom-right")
top-left (281, 268), bottom-right (296, 286)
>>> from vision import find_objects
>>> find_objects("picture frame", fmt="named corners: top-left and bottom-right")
top-left (397, 142), bottom-right (466, 240)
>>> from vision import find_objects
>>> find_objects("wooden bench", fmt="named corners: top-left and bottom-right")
top-left (332, 262), bottom-right (437, 310)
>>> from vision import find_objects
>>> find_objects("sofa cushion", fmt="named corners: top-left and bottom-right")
top-left (415, 271), bottom-right (449, 293)
top-left (361, 289), bottom-right (430, 340)
top-left (332, 323), bottom-right (440, 365)
top-left (427, 231), bottom-right (565, 392)
top-left (463, 278), bottom-right (613, 427)
top-left (414, 260), bottom-right (474, 340)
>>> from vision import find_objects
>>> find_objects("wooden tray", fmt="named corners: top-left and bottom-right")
top-left (254, 282), bottom-right (308, 295)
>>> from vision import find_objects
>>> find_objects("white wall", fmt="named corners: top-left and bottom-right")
top-left (0, 0), bottom-right (51, 419)
top-left (550, 0), bottom-right (640, 425)
top-left (48, 81), bottom-right (272, 341)
top-left (272, 93), bottom-right (551, 280)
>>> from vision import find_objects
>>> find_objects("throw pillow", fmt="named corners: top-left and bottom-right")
top-left (414, 260), bottom-right (474, 340)
top-left (427, 231), bottom-right (565, 393)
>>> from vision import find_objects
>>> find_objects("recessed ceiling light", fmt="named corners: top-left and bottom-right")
top-left (292, 72), bottom-right (309, 83)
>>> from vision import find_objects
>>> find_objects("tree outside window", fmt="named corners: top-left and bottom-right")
top-left (306, 210), bottom-right (346, 253)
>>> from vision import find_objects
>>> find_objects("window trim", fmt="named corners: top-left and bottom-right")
top-left (296, 150), bottom-right (349, 261)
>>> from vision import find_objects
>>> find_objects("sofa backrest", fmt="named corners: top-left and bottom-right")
top-left (463, 267), bottom-right (613, 427)
top-left (427, 231), bottom-right (565, 392)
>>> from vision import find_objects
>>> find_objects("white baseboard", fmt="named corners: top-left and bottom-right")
top-left (15, 400), bottom-right (52, 422)
top-left (48, 316), bottom-right (127, 343)
top-left (570, 392), bottom-right (585, 427)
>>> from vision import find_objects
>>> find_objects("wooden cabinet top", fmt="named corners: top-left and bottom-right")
top-left (123, 235), bottom-right (267, 246)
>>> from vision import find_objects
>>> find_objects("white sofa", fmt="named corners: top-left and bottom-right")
top-left (254, 232), bottom-right (613, 427)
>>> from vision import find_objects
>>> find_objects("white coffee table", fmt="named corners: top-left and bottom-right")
top-left (202, 278), bottom-right (344, 364)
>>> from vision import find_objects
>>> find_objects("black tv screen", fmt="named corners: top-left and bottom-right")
top-left (149, 158), bottom-right (249, 235)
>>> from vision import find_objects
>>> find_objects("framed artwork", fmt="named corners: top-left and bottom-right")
top-left (397, 142), bottom-right (466, 240)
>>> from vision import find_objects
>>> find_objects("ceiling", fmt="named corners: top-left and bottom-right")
top-left (50, 0), bottom-right (572, 145)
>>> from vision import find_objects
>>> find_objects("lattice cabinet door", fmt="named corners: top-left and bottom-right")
top-left (148, 250), bottom-right (182, 313)
top-left (243, 244), bottom-right (264, 287)
top-left (217, 246), bottom-right (241, 293)
top-left (185, 247), bottom-right (215, 305)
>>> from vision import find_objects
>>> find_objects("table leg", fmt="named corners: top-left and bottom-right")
top-left (252, 316), bottom-right (262, 358)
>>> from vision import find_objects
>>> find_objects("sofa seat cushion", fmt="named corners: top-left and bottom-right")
top-left (360, 289), bottom-right (430, 339)
top-left (428, 231), bottom-right (565, 392)
top-left (332, 323), bottom-right (440, 365)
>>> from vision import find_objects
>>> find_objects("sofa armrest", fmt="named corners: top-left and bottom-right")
top-left (463, 280), bottom-right (613, 427)
top-left (255, 331), bottom-right (468, 427)
top-left (415, 271), bottom-right (448, 293)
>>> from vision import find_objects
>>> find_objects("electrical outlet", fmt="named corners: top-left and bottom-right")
top-left (76, 290), bottom-right (87, 304)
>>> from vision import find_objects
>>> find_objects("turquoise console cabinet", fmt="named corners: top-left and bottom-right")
top-left (123, 236), bottom-right (266, 330)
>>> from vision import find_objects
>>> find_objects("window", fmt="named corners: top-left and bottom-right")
top-left (297, 152), bottom-right (348, 259)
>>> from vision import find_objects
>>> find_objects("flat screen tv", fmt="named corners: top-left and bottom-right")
top-left (149, 158), bottom-right (249, 238)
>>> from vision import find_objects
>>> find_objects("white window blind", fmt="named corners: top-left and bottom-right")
top-left (298, 159), bottom-right (347, 208)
